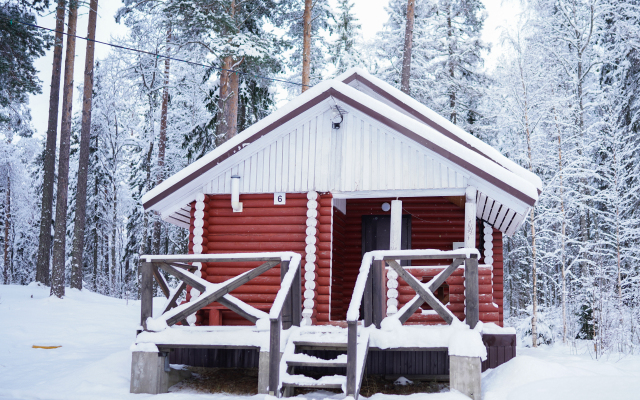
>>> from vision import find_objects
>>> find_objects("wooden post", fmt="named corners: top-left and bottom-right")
top-left (465, 187), bottom-right (477, 249)
top-left (140, 261), bottom-right (153, 330)
top-left (388, 200), bottom-right (402, 316)
top-left (390, 200), bottom-right (402, 250)
top-left (346, 320), bottom-right (357, 397)
top-left (291, 262), bottom-right (301, 327)
top-left (364, 270), bottom-right (373, 327)
top-left (465, 254), bottom-right (479, 329)
top-left (371, 259), bottom-right (385, 328)
top-left (280, 261), bottom-right (292, 330)
top-left (268, 316), bottom-right (281, 397)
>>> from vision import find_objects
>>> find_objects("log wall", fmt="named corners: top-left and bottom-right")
top-left (493, 230), bottom-right (504, 325)
top-left (184, 194), bottom-right (503, 326)
top-left (187, 193), bottom-right (308, 325)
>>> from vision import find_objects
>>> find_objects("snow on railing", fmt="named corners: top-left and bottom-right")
top-left (269, 253), bottom-right (302, 320)
top-left (346, 252), bottom-right (374, 322)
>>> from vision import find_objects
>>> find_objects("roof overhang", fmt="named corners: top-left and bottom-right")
top-left (142, 75), bottom-right (541, 235)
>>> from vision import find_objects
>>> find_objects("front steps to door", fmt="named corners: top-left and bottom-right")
top-left (279, 328), bottom-right (370, 396)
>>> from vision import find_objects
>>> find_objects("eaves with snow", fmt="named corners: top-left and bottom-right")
top-left (141, 68), bottom-right (542, 236)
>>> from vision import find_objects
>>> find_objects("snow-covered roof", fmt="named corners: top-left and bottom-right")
top-left (336, 68), bottom-right (542, 192)
top-left (142, 70), bottom-right (541, 235)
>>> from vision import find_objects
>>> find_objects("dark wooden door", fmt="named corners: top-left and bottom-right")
top-left (362, 215), bottom-right (411, 265)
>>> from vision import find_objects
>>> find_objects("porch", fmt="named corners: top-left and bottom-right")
top-left (131, 249), bottom-right (512, 400)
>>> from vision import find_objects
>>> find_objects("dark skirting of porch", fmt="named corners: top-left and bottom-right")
top-left (168, 348), bottom-right (451, 376)
top-left (167, 333), bottom-right (516, 375)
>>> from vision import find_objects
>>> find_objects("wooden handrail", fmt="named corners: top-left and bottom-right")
top-left (139, 252), bottom-right (301, 331)
top-left (268, 254), bottom-right (302, 396)
top-left (139, 251), bottom-right (301, 398)
top-left (344, 248), bottom-right (481, 398)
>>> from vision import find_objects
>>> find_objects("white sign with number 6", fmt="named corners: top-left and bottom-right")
top-left (274, 193), bottom-right (286, 205)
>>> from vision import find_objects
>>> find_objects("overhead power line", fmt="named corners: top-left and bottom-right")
top-left (2, 15), bottom-right (310, 88)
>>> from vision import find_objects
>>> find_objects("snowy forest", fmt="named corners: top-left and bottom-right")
top-left (1, 0), bottom-right (639, 356)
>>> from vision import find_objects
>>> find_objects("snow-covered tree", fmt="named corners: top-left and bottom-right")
top-left (328, 0), bottom-right (363, 75)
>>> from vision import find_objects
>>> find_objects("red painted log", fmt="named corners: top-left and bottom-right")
top-left (206, 242), bottom-right (306, 251)
top-left (207, 233), bottom-right (306, 242)
top-left (208, 216), bottom-right (307, 225)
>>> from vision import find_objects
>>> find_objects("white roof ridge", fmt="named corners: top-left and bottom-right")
top-left (335, 67), bottom-right (542, 192)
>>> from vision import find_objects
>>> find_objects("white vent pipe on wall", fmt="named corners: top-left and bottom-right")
top-left (231, 175), bottom-right (243, 212)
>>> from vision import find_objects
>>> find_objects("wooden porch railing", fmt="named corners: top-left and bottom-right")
top-left (345, 249), bottom-right (480, 397)
top-left (139, 252), bottom-right (302, 396)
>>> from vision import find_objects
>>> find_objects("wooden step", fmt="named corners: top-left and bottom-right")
top-left (281, 375), bottom-right (346, 390)
top-left (281, 381), bottom-right (344, 390)
top-left (293, 341), bottom-right (348, 351)
top-left (286, 360), bottom-right (347, 368)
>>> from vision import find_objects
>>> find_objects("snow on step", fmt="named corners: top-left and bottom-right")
top-left (286, 353), bottom-right (348, 368)
top-left (278, 326), bottom-right (370, 395)
top-left (281, 374), bottom-right (346, 390)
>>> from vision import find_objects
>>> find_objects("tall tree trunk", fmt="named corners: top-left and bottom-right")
top-left (103, 224), bottom-right (108, 293)
top-left (70, 0), bottom-right (99, 290)
top-left (613, 148), bottom-right (622, 303)
top-left (301, 0), bottom-right (313, 92)
top-left (152, 28), bottom-right (171, 254)
top-left (447, 5), bottom-right (456, 124)
top-left (216, 2), bottom-right (243, 141)
top-left (217, 56), bottom-right (241, 141)
top-left (400, 0), bottom-right (416, 95)
top-left (138, 142), bottom-right (153, 299)
top-left (111, 190), bottom-right (117, 288)
top-left (520, 61), bottom-right (537, 347)
top-left (554, 107), bottom-right (567, 344)
top-left (50, 1), bottom-right (79, 298)
top-left (3, 172), bottom-right (10, 284)
top-left (91, 133), bottom-right (99, 290)
top-left (36, 0), bottom-right (66, 286)
top-left (530, 207), bottom-right (537, 347)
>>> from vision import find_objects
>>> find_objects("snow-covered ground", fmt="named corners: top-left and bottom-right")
top-left (1, 284), bottom-right (639, 400)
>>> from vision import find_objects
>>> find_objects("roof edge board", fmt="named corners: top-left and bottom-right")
top-left (327, 84), bottom-right (538, 206)
top-left (337, 68), bottom-right (543, 191)
top-left (141, 81), bottom-right (339, 209)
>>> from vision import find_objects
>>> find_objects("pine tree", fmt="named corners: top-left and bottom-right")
top-left (279, 0), bottom-right (332, 92)
top-left (328, 0), bottom-right (363, 76)
top-left (0, 0), bottom-right (54, 286)
top-left (51, 0), bottom-right (79, 298)
top-left (378, 0), bottom-right (488, 132)
top-left (161, 0), bottom-right (283, 141)
top-left (70, 0), bottom-right (99, 290)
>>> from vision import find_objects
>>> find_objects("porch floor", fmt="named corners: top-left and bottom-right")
top-left (135, 322), bottom-right (490, 354)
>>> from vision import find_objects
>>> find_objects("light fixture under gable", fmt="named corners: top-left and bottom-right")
top-left (331, 104), bottom-right (347, 129)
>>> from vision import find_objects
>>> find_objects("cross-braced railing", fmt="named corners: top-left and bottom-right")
top-left (345, 249), bottom-right (480, 398)
top-left (138, 252), bottom-right (302, 331)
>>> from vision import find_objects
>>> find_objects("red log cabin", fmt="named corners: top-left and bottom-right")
top-left (135, 69), bottom-right (541, 397)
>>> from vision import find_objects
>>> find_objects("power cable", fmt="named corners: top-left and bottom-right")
top-left (1, 15), bottom-right (310, 88)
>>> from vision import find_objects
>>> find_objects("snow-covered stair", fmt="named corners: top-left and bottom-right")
top-left (279, 328), bottom-right (370, 396)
